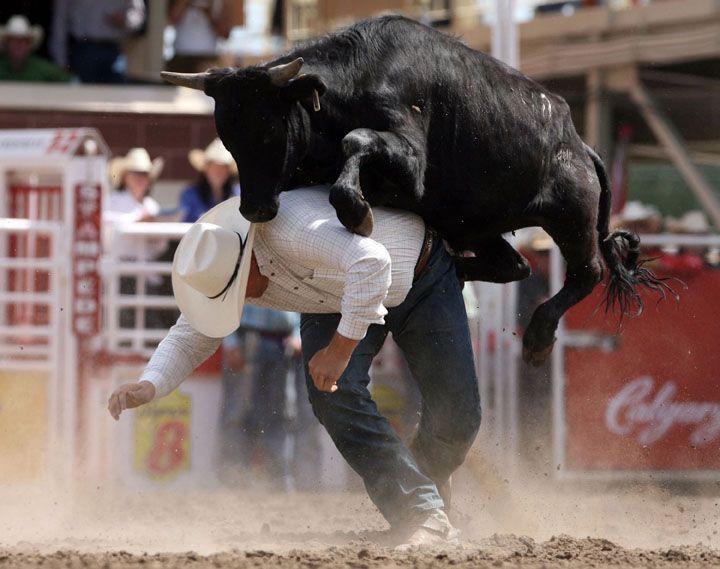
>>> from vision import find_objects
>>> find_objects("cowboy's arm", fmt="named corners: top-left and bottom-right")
top-left (108, 315), bottom-right (221, 419)
top-left (140, 314), bottom-right (222, 398)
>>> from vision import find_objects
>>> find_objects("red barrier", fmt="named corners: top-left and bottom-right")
top-left (563, 266), bottom-right (720, 473)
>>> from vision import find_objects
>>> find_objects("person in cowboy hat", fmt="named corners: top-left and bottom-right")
top-left (104, 148), bottom-right (167, 262)
top-left (178, 138), bottom-right (240, 223)
top-left (0, 15), bottom-right (71, 82)
top-left (108, 186), bottom-right (481, 547)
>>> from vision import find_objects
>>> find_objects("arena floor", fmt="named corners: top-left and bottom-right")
top-left (2, 473), bottom-right (719, 568)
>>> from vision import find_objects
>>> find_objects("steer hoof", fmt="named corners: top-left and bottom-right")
top-left (330, 186), bottom-right (374, 236)
top-left (353, 208), bottom-right (374, 237)
top-left (522, 340), bottom-right (555, 367)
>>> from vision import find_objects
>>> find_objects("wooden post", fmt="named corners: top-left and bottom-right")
top-left (585, 68), bottom-right (612, 161)
top-left (629, 78), bottom-right (720, 228)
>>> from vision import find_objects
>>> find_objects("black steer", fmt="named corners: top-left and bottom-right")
top-left (162, 15), bottom-right (672, 365)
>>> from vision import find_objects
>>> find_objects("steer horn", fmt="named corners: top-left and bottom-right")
top-left (268, 57), bottom-right (304, 86)
top-left (160, 71), bottom-right (208, 91)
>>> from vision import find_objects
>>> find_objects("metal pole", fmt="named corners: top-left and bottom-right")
top-left (489, 0), bottom-right (521, 474)
top-left (492, 0), bottom-right (518, 69)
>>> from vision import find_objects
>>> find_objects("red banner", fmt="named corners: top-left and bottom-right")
top-left (564, 268), bottom-right (720, 471)
top-left (72, 184), bottom-right (102, 337)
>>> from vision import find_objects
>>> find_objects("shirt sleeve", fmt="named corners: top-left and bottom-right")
top-left (140, 314), bottom-right (222, 398)
top-left (262, 212), bottom-right (392, 341)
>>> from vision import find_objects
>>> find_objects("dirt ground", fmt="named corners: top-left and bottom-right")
top-left (2, 472), bottom-right (719, 569)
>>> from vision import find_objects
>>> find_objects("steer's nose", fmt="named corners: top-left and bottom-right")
top-left (240, 204), bottom-right (278, 223)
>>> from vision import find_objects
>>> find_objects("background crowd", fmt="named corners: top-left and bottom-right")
top-left (0, 1), bottom-right (234, 83)
top-left (0, 1), bottom-right (648, 84)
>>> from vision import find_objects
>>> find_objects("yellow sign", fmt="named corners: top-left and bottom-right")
top-left (133, 390), bottom-right (191, 481)
top-left (0, 371), bottom-right (48, 484)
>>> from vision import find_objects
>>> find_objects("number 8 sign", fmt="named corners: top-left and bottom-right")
top-left (133, 390), bottom-right (191, 481)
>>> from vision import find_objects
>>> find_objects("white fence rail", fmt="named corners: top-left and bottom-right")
top-left (0, 219), bottom-right (64, 369)
top-left (101, 222), bottom-right (191, 357)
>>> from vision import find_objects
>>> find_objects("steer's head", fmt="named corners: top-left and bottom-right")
top-left (162, 58), bottom-right (326, 222)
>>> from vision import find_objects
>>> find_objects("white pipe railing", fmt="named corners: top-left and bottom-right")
top-left (0, 220), bottom-right (63, 366)
top-left (101, 221), bottom-right (191, 357)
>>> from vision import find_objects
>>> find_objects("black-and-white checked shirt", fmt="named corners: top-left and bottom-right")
top-left (142, 186), bottom-right (425, 398)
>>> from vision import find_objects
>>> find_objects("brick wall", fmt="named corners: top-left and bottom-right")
top-left (0, 108), bottom-right (217, 182)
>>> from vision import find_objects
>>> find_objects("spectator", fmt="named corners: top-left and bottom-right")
top-left (104, 148), bottom-right (168, 330)
top-left (179, 138), bottom-right (240, 223)
top-left (51, 0), bottom-right (145, 84)
top-left (610, 200), bottom-right (663, 235)
top-left (166, 0), bottom-right (232, 73)
top-left (0, 2), bottom-right (54, 59)
top-left (104, 147), bottom-right (166, 252)
top-left (665, 210), bottom-right (710, 276)
top-left (0, 15), bottom-right (70, 82)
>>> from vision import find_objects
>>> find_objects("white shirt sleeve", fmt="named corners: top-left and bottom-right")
top-left (140, 314), bottom-right (223, 398)
top-left (262, 214), bottom-right (392, 340)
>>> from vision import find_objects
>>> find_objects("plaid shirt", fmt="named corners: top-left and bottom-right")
top-left (142, 186), bottom-right (425, 398)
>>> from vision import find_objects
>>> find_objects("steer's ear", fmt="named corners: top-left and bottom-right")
top-left (280, 73), bottom-right (327, 105)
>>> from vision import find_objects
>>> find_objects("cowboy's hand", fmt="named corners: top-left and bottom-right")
top-left (308, 332), bottom-right (359, 393)
top-left (108, 381), bottom-right (156, 421)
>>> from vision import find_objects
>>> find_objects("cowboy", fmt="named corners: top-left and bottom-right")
top-left (0, 15), bottom-right (71, 82)
top-left (107, 186), bottom-right (481, 547)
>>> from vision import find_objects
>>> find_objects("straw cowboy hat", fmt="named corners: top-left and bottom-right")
top-left (0, 15), bottom-right (43, 50)
top-left (188, 138), bottom-right (238, 174)
top-left (666, 210), bottom-right (711, 234)
top-left (108, 148), bottom-right (165, 187)
top-left (617, 201), bottom-right (661, 223)
top-left (172, 197), bottom-right (256, 337)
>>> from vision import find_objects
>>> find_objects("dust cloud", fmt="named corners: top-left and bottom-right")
top-left (1, 451), bottom-right (719, 568)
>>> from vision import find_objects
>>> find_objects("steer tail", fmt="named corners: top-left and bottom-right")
top-left (586, 144), bottom-right (679, 319)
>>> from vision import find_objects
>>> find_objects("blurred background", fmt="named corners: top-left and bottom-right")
top-left (0, 0), bottom-right (718, 504)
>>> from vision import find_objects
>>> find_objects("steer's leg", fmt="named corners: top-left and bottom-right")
top-left (522, 212), bottom-right (603, 366)
top-left (330, 128), bottom-right (425, 236)
top-left (455, 236), bottom-right (532, 283)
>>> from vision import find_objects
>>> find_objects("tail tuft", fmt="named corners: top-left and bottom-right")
top-left (599, 230), bottom-right (682, 321)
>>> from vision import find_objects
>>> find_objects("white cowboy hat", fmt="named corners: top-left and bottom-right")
top-left (618, 201), bottom-right (661, 223)
top-left (666, 210), bottom-right (711, 234)
top-left (0, 15), bottom-right (43, 50)
top-left (108, 148), bottom-right (164, 187)
top-left (172, 197), bottom-right (256, 337)
top-left (188, 138), bottom-right (238, 174)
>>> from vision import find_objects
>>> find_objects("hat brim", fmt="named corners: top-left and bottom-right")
top-left (188, 148), bottom-right (238, 174)
top-left (172, 197), bottom-right (255, 338)
top-left (108, 156), bottom-right (164, 186)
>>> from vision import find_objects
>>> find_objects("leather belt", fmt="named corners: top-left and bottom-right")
top-left (414, 226), bottom-right (437, 280)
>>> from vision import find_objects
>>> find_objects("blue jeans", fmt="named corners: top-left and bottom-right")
top-left (300, 242), bottom-right (481, 526)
